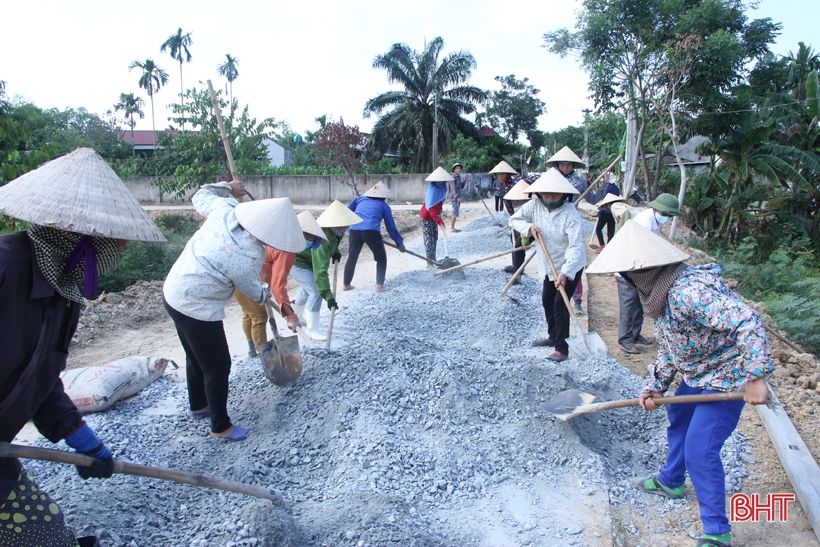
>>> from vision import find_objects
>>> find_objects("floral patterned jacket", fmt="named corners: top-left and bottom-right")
top-left (644, 264), bottom-right (773, 394)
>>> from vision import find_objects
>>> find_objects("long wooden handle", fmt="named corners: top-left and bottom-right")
top-left (433, 245), bottom-right (532, 276)
top-left (480, 197), bottom-right (504, 226)
top-left (384, 241), bottom-right (441, 266)
top-left (207, 80), bottom-right (254, 200)
top-left (326, 262), bottom-right (338, 349)
top-left (502, 249), bottom-right (536, 295)
top-left (535, 232), bottom-right (584, 335)
top-left (574, 154), bottom-right (622, 208)
top-left (266, 299), bottom-right (312, 347)
top-left (764, 324), bottom-right (804, 354)
top-left (588, 392), bottom-right (747, 414)
top-left (0, 442), bottom-right (287, 507)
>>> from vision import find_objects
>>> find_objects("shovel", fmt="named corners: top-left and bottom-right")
top-left (438, 226), bottom-right (461, 269)
top-left (384, 240), bottom-right (442, 267)
top-left (480, 196), bottom-right (505, 227)
top-left (261, 300), bottom-right (303, 386)
top-left (433, 244), bottom-right (532, 276)
top-left (0, 442), bottom-right (288, 507)
top-left (502, 249), bottom-right (536, 303)
top-left (535, 232), bottom-right (608, 360)
top-left (325, 261), bottom-right (338, 349)
top-left (539, 389), bottom-right (748, 421)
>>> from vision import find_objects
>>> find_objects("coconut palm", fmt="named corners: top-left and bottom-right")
top-left (128, 59), bottom-right (169, 149)
top-left (785, 42), bottom-right (820, 102)
top-left (114, 93), bottom-right (145, 156)
top-left (160, 28), bottom-right (193, 128)
top-left (364, 37), bottom-right (487, 172)
top-left (217, 54), bottom-right (239, 105)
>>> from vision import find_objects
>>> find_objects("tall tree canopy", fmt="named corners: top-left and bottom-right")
top-left (364, 37), bottom-right (486, 172)
top-left (484, 75), bottom-right (546, 145)
top-left (114, 92), bottom-right (145, 154)
top-left (217, 54), bottom-right (240, 105)
top-left (160, 28), bottom-right (193, 127)
top-left (128, 59), bottom-right (169, 148)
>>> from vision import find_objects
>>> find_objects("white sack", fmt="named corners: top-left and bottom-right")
top-left (61, 356), bottom-right (173, 413)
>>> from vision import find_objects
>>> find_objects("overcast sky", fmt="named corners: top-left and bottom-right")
top-left (1, 0), bottom-right (814, 138)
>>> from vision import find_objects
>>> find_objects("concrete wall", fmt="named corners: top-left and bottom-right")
top-left (124, 173), bottom-right (488, 204)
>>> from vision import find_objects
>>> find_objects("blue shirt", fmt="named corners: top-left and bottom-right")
top-left (347, 197), bottom-right (404, 246)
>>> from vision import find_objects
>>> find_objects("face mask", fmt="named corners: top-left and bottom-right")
top-left (655, 212), bottom-right (671, 225)
top-left (305, 239), bottom-right (313, 250)
top-left (538, 195), bottom-right (566, 210)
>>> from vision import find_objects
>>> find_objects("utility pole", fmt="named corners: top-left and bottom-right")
top-left (623, 108), bottom-right (636, 198)
top-left (431, 92), bottom-right (439, 171)
top-left (581, 108), bottom-right (592, 174)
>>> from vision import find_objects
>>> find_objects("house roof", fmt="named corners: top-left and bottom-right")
top-left (481, 125), bottom-right (497, 137)
top-left (119, 130), bottom-right (181, 146)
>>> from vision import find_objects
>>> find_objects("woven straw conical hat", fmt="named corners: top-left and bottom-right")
top-left (297, 211), bottom-right (328, 244)
top-left (363, 181), bottom-right (392, 199)
top-left (586, 220), bottom-right (690, 274)
top-left (425, 166), bottom-right (454, 182)
top-left (525, 168), bottom-right (580, 195)
top-left (317, 200), bottom-right (363, 228)
top-left (0, 148), bottom-right (165, 241)
top-left (504, 179), bottom-right (532, 201)
top-left (234, 197), bottom-right (304, 253)
top-left (489, 160), bottom-right (518, 175)
top-left (596, 193), bottom-right (626, 209)
top-left (545, 146), bottom-right (585, 168)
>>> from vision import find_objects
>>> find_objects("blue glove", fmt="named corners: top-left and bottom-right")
top-left (64, 423), bottom-right (115, 480)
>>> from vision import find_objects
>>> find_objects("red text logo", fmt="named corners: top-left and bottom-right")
top-left (730, 493), bottom-right (795, 522)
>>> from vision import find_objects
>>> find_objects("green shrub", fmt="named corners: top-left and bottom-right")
top-left (98, 214), bottom-right (197, 293)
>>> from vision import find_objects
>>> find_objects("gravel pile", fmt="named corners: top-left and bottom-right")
top-left (23, 215), bottom-right (749, 547)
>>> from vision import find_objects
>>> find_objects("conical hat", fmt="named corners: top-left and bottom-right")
top-left (504, 179), bottom-right (532, 201)
top-left (297, 211), bottom-right (328, 244)
top-left (596, 193), bottom-right (626, 209)
top-left (525, 168), bottom-right (580, 195)
top-left (317, 200), bottom-right (363, 228)
top-left (545, 146), bottom-right (585, 168)
top-left (234, 197), bottom-right (304, 253)
top-left (586, 220), bottom-right (690, 274)
top-left (489, 160), bottom-right (518, 175)
top-left (0, 148), bottom-right (165, 242)
top-left (363, 181), bottom-right (392, 198)
top-left (425, 166), bottom-right (454, 182)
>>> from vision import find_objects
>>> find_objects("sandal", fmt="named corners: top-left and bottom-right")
top-left (531, 337), bottom-right (556, 347)
top-left (695, 535), bottom-right (732, 547)
top-left (187, 409), bottom-right (210, 419)
top-left (211, 425), bottom-right (250, 442)
top-left (632, 476), bottom-right (684, 499)
top-left (342, 284), bottom-right (355, 291)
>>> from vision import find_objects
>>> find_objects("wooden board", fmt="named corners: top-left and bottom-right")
top-left (757, 388), bottom-right (820, 542)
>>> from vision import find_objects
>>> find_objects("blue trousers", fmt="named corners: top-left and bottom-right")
top-left (658, 381), bottom-right (745, 535)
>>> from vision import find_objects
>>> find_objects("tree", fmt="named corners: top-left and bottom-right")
top-left (785, 42), bottom-right (820, 101)
top-left (160, 28), bottom-right (193, 129)
top-left (484, 75), bottom-right (546, 144)
top-left (128, 59), bottom-right (169, 149)
top-left (114, 93), bottom-right (145, 155)
top-left (217, 54), bottom-right (239, 105)
top-left (313, 117), bottom-right (368, 195)
top-left (364, 37), bottom-right (486, 172)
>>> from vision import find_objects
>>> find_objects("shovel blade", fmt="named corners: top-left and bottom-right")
top-left (567, 331), bottom-right (609, 360)
top-left (437, 257), bottom-right (461, 269)
top-left (538, 389), bottom-right (598, 421)
top-left (259, 334), bottom-right (303, 387)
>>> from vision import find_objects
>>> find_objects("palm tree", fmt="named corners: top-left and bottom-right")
top-left (785, 42), bottom-right (820, 102)
top-left (114, 93), bottom-right (145, 156)
top-left (160, 28), bottom-right (193, 129)
top-left (364, 37), bottom-right (487, 172)
top-left (217, 54), bottom-right (239, 105)
top-left (128, 59), bottom-right (169, 149)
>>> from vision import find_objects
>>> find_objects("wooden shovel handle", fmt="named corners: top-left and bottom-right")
top-left (0, 442), bottom-right (287, 507)
top-left (384, 241), bottom-right (441, 266)
top-left (326, 262), bottom-right (338, 349)
top-left (574, 154), bottom-right (622, 208)
top-left (591, 391), bottom-right (747, 413)
top-left (432, 245), bottom-right (532, 276)
top-left (207, 80), bottom-right (254, 200)
top-left (535, 232), bottom-right (585, 335)
top-left (502, 250), bottom-right (536, 296)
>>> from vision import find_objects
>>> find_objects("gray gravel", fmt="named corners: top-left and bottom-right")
top-left (23, 215), bottom-right (749, 546)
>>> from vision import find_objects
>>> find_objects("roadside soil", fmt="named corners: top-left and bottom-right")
top-left (583, 210), bottom-right (820, 547)
top-left (29, 201), bottom-right (820, 546)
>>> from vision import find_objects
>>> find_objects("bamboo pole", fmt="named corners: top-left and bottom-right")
top-left (433, 245), bottom-right (532, 276)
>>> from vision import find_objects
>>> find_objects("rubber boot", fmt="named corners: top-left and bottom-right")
top-left (292, 303), bottom-right (306, 325)
top-left (304, 310), bottom-right (327, 341)
top-left (426, 251), bottom-right (437, 271)
top-left (247, 340), bottom-right (258, 357)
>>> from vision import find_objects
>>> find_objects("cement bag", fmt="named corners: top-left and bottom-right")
top-left (611, 202), bottom-right (640, 234)
top-left (61, 356), bottom-right (173, 413)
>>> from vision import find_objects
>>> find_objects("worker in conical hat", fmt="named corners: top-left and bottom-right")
top-left (489, 160), bottom-right (519, 215)
top-left (545, 146), bottom-right (588, 198)
top-left (509, 169), bottom-right (586, 362)
top-left (343, 181), bottom-right (406, 293)
top-left (164, 179), bottom-right (305, 442)
top-left (290, 200), bottom-right (362, 340)
top-left (586, 221), bottom-right (771, 547)
top-left (419, 167), bottom-right (452, 269)
top-left (500, 178), bottom-right (532, 282)
top-left (0, 148), bottom-right (165, 547)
